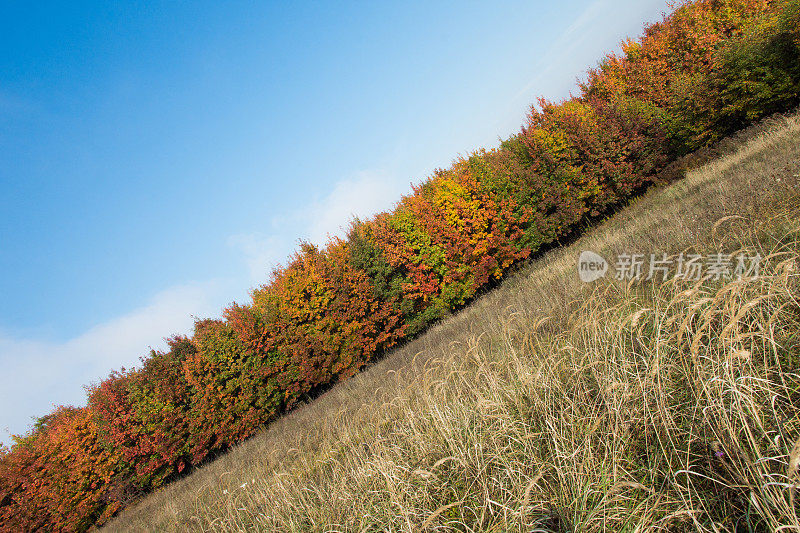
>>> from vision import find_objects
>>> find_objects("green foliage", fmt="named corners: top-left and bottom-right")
top-left (710, 0), bottom-right (800, 135)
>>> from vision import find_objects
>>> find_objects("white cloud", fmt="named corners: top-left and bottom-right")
top-left (0, 281), bottom-right (224, 446)
top-left (228, 233), bottom-right (285, 283)
top-left (229, 169), bottom-right (405, 284)
top-left (510, 0), bottom-right (669, 106)
top-left (511, 0), bottom-right (607, 104)
top-left (305, 169), bottom-right (404, 246)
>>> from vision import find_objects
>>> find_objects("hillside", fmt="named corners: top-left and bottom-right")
top-left (104, 112), bottom-right (800, 531)
top-left (2, 1), bottom-right (800, 531)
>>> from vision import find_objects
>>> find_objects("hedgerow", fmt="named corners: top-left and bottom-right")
top-left (1, 1), bottom-right (798, 530)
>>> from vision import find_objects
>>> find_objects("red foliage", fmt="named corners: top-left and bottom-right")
top-left (0, 407), bottom-right (121, 532)
top-left (86, 336), bottom-right (196, 490)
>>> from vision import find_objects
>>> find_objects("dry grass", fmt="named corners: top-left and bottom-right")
top-left (105, 113), bottom-right (800, 532)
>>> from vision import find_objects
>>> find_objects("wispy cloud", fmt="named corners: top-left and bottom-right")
top-left (229, 168), bottom-right (405, 284)
top-left (511, 0), bottom-right (609, 103)
top-left (509, 0), bottom-right (668, 111)
top-left (305, 169), bottom-right (404, 246)
top-left (228, 233), bottom-right (285, 283)
top-left (0, 281), bottom-right (224, 445)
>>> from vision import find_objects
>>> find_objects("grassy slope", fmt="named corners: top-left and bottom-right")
top-left (106, 113), bottom-right (800, 532)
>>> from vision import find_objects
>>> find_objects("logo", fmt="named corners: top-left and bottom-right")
top-left (578, 250), bottom-right (608, 282)
top-left (576, 250), bottom-right (760, 283)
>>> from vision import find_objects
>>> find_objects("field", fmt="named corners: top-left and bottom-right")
top-left (103, 112), bottom-right (800, 531)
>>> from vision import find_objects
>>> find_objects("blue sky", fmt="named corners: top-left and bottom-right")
top-left (0, 0), bottom-right (670, 444)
